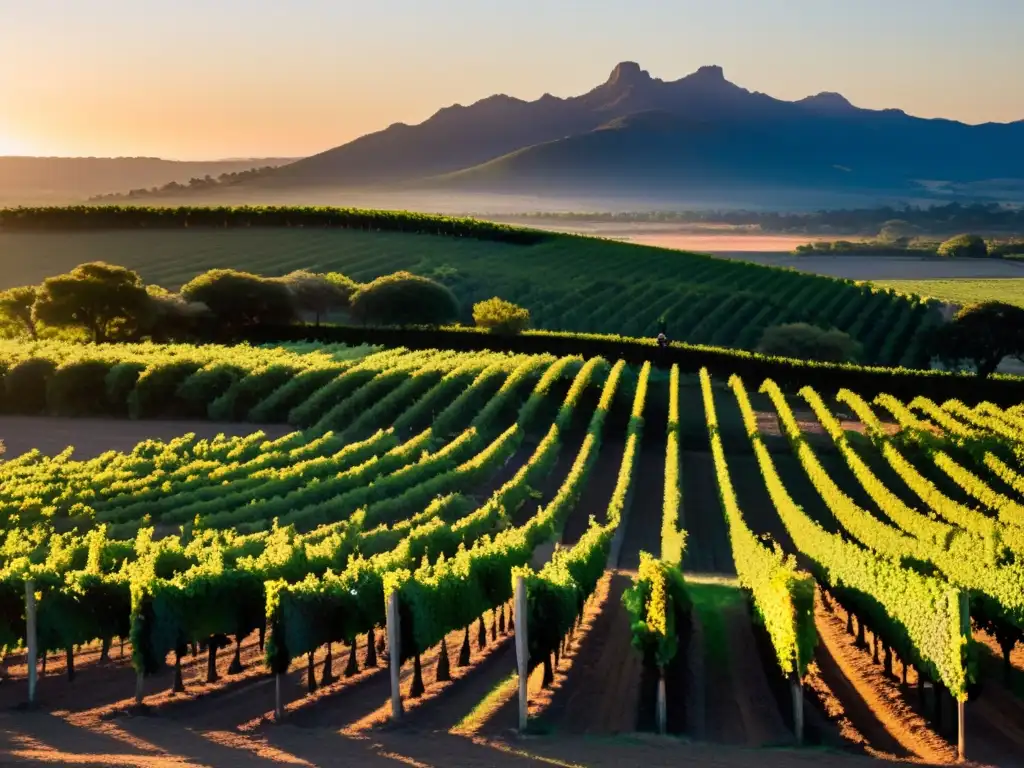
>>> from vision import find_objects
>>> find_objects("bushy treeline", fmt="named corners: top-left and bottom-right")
top-left (0, 205), bottom-right (552, 245)
top-left (491, 202), bottom-right (1024, 236)
top-left (0, 263), bottom-right (459, 344)
top-left (794, 233), bottom-right (1023, 258)
top-left (87, 167), bottom-right (279, 202)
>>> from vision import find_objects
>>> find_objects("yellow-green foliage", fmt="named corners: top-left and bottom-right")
top-left (622, 552), bottom-right (689, 669)
top-left (701, 369), bottom-right (815, 678)
top-left (473, 297), bottom-right (531, 335)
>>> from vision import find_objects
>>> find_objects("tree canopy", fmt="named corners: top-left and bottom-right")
top-left (937, 233), bottom-right (988, 259)
top-left (278, 270), bottom-right (354, 326)
top-left (757, 323), bottom-right (862, 364)
top-left (31, 262), bottom-right (151, 343)
top-left (144, 285), bottom-right (212, 342)
top-left (473, 297), bottom-right (531, 335)
top-left (930, 301), bottom-right (1024, 378)
top-left (349, 271), bottom-right (459, 327)
top-left (0, 286), bottom-right (38, 339)
top-left (180, 269), bottom-right (296, 334)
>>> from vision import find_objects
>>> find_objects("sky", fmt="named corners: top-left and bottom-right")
top-left (1, 0), bottom-right (1022, 160)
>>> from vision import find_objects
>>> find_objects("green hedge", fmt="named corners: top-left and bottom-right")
top-left (240, 324), bottom-right (1024, 405)
top-left (0, 205), bottom-right (552, 245)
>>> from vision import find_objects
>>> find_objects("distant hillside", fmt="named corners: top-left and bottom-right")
top-left (421, 110), bottom-right (868, 196)
top-left (0, 156), bottom-right (299, 205)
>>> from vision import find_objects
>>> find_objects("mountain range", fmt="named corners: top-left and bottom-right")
top-left (233, 62), bottom-right (1024, 203)
top-left (10, 63), bottom-right (1024, 208)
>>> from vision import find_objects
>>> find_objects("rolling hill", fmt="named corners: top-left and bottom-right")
top-left (0, 156), bottom-right (298, 205)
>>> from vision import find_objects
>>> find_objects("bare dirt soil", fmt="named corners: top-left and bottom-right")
top-left (0, 712), bottom-right (910, 767)
top-left (688, 582), bottom-right (793, 748)
top-left (680, 451), bottom-right (736, 576)
top-left (813, 596), bottom-right (956, 765)
top-left (0, 416), bottom-right (294, 460)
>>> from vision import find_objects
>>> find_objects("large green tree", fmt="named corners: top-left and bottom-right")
top-left (349, 271), bottom-right (458, 326)
top-left (931, 301), bottom-right (1024, 378)
top-left (32, 262), bottom-right (151, 343)
top-left (937, 233), bottom-right (988, 259)
top-left (144, 285), bottom-right (212, 342)
top-left (278, 270), bottom-right (354, 326)
top-left (0, 286), bottom-right (38, 339)
top-left (180, 269), bottom-right (296, 334)
top-left (757, 323), bottom-right (862, 363)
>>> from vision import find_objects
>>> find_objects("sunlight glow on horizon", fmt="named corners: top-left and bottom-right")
top-left (3, 0), bottom-right (1023, 160)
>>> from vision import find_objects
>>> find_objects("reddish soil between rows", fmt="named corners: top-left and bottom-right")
top-left (0, 416), bottom-right (293, 460)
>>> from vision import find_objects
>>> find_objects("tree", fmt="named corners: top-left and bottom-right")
top-left (144, 286), bottom-right (212, 342)
top-left (180, 269), bottom-right (296, 335)
top-left (930, 301), bottom-right (1024, 378)
top-left (32, 262), bottom-right (151, 343)
top-left (757, 323), bottom-right (862, 363)
top-left (472, 297), bottom-right (530, 335)
top-left (349, 271), bottom-right (459, 327)
top-left (0, 286), bottom-right (38, 339)
top-left (278, 270), bottom-right (354, 326)
top-left (937, 233), bottom-right (988, 259)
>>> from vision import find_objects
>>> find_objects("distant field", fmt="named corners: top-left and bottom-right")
top-left (871, 278), bottom-right (1024, 309)
top-left (0, 227), bottom-right (936, 366)
top-left (691, 251), bottom-right (1024, 279)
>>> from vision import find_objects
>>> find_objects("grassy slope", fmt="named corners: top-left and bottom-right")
top-left (874, 278), bottom-right (1024, 309)
top-left (0, 227), bottom-right (931, 365)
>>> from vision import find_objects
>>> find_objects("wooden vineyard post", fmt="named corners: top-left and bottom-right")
top-left (656, 669), bottom-right (667, 735)
top-left (24, 579), bottom-right (37, 707)
top-left (791, 675), bottom-right (804, 746)
top-left (134, 671), bottom-right (144, 707)
top-left (386, 591), bottom-right (402, 722)
top-left (957, 699), bottom-right (965, 762)
top-left (957, 590), bottom-right (969, 762)
top-left (514, 574), bottom-right (528, 733)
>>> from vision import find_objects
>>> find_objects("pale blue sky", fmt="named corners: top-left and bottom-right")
top-left (1, 0), bottom-right (1021, 158)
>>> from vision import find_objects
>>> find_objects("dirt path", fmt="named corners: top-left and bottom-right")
top-left (0, 416), bottom-right (293, 460)
top-left (687, 580), bottom-right (792, 747)
top-left (560, 438), bottom-right (626, 547)
top-left (814, 597), bottom-right (957, 764)
top-left (531, 573), bottom-right (641, 735)
top-left (617, 435), bottom-right (666, 571)
top-left (680, 451), bottom-right (735, 575)
top-left (0, 710), bottom-right (911, 768)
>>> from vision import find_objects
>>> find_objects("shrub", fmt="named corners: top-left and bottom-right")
top-left (180, 269), bottom-right (296, 334)
top-left (105, 361), bottom-right (147, 415)
top-left (937, 234), bottom-right (988, 259)
top-left (279, 271), bottom-right (354, 326)
top-left (47, 359), bottom-right (116, 416)
top-left (32, 262), bottom-right (151, 342)
top-left (472, 297), bottom-right (531, 335)
top-left (930, 301), bottom-right (1024, 378)
top-left (144, 286), bottom-right (211, 343)
top-left (208, 364), bottom-right (300, 421)
top-left (757, 323), bottom-right (862, 364)
top-left (175, 363), bottom-right (246, 418)
top-left (0, 286), bottom-right (39, 339)
top-left (349, 271), bottom-right (459, 326)
top-left (4, 358), bottom-right (57, 414)
top-left (128, 361), bottom-right (204, 419)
